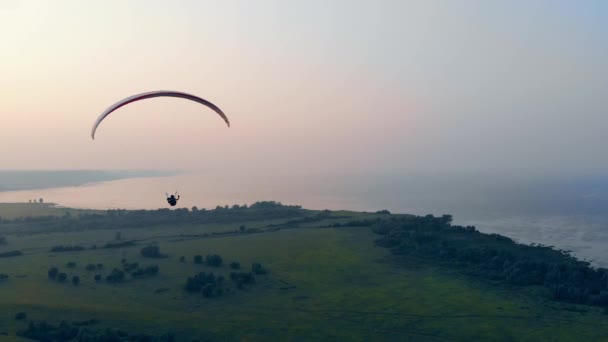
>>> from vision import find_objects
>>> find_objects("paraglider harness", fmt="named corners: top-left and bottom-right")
top-left (166, 192), bottom-right (180, 206)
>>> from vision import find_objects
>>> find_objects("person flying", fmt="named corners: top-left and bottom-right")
top-left (166, 193), bottom-right (180, 206)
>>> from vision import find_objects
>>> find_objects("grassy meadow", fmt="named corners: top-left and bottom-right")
top-left (0, 203), bottom-right (607, 341)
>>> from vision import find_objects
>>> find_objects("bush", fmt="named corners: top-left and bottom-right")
top-left (131, 265), bottom-right (160, 278)
top-left (85, 264), bottom-right (96, 271)
top-left (66, 262), bottom-right (76, 268)
top-left (184, 272), bottom-right (223, 298)
top-left (0, 250), bottom-right (22, 258)
top-left (252, 262), bottom-right (267, 275)
top-left (140, 245), bottom-right (166, 258)
top-left (94, 274), bottom-right (102, 282)
top-left (0, 273), bottom-right (8, 281)
top-left (230, 272), bottom-right (255, 289)
top-left (206, 254), bottom-right (223, 267)
top-left (50, 246), bottom-right (85, 253)
top-left (376, 209), bottom-right (391, 214)
top-left (57, 273), bottom-right (67, 282)
top-left (72, 276), bottom-right (80, 286)
top-left (230, 262), bottom-right (241, 270)
top-left (103, 241), bottom-right (136, 249)
top-left (105, 268), bottom-right (125, 283)
top-left (15, 312), bottom-right (27, 320)
top-left (194, 255), bottom-right (203, 264)
top-left (48, 267), bottom-right (59, 279)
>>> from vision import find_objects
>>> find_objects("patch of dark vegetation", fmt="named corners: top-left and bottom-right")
top-left (251, 262), bottom-right (267, 275)
top-left (230, 262), bottom-right (240, 270)
top-left (205, 254), bottom-right (223, 267)
top-left (140, 245), bottom-right (167, 258)
top-left (103, 240), bottom-right (136, 249)
top-left (104, 268), bottom-right (126, 283)
top-left (122, 260), bottom-right (139, 272)
top-left (50, 245), bottom-right (85, 253)
top-left (15, 312), bottom-right (27, 320)
top-left (194, 255), bottom-right (203, 264)
top-left (47, 267), bottom-right (58, 279)
top-left (154, 288), bottom-right (170, 294)
top-left (324, 219), bottom-right (379, 228)
top-left (72, 276), bottom-right (80, 286)
top-left (0, 273), bottom-right (9, 281)
top-left (184, 272), bottom-right (225, 297)
top-left (376, 209), bottom-right (391, 214)
top-left (230, 272), bottom-right (255, 289)
top-left (372, 214), bottom-right (608, 309)
top-left (66, 261), bottom-right (76, 268)
top-left (17, 320), bottom-right (176, 342)
top-left (57, 273), bottom-right (67, 283)
top-left (0, 250), bottom-right (22, 258)
top-left (131, 265), bottom-right (160, 278)
top-left (85, 263), bottom-right (101, 271)
top-left (0, 236), bottom-right (7, 245)
top-left (71, 319), bottom-right (99, 327)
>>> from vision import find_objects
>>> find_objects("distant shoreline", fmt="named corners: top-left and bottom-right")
top-left (0, 169), bottom-right (179, 192)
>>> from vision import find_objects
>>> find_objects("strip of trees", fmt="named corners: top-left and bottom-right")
top-left (372, 215), bottom-right (608, 308)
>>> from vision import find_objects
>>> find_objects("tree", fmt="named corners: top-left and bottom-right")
top-left (140, 245), bottom-right (166, 258)
top-left (57, 273), bottom-right (68, 282)
top-left (206, 254), bottom-right (223, 267)
top-left (15, 312), bottom-right (27, 320)
top-left (230, 262), bottom-right (241, 270)
top-left (48, 267), bottom-right (59, 279)
top-left (106, 268), bottom-right (125, 283)
top-left (202, 284), bottom-right (214, 297)
top-left (39, 198), bottom-right (44, 204)
top-left (72, 276), bottom-right (80, 286)
top-left (230, 272), bottom-right (255, 289)
top-left (252, 262), bottom-right (267, 275)
top-left (179, 256), bottom-right (186, 263)
top-left (239, 225), bottom-right (246, 233)
top-left (194, 255), bottom-right (203, 264)
top-left (94, 274), bottom-right (102, 282)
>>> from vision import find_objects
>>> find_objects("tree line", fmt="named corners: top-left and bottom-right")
top-left (17, 320), bottom-right (176, 342)
top-left (0, 201), bottom-right (305, 235)
top-left (372, 214), bottom-right (608, 308)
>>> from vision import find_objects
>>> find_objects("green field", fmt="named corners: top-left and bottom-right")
top-left (0, 203), bottom-right (607, 341)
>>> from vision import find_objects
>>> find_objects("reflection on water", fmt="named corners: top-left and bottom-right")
top-left (0, 172), bottom-right (607, 267)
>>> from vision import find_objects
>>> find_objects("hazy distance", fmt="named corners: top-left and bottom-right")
top-left (1, 0), bottom-right (607, 180)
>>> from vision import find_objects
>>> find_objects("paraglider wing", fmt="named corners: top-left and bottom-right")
top-left (91, 90), bottom-right (230, 139)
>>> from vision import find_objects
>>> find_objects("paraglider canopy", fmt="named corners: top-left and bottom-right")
top-left (91, 90), bottom-right (230, 139)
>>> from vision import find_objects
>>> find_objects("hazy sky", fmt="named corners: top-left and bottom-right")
top-left (1, 0), bottom-right (607, 178)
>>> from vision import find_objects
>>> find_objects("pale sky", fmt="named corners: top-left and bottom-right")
top-left (1, 0), bottom-right (607, 179)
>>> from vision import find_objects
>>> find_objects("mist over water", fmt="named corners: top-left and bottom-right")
top-left (1, 171), bottom-right (606, 267)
